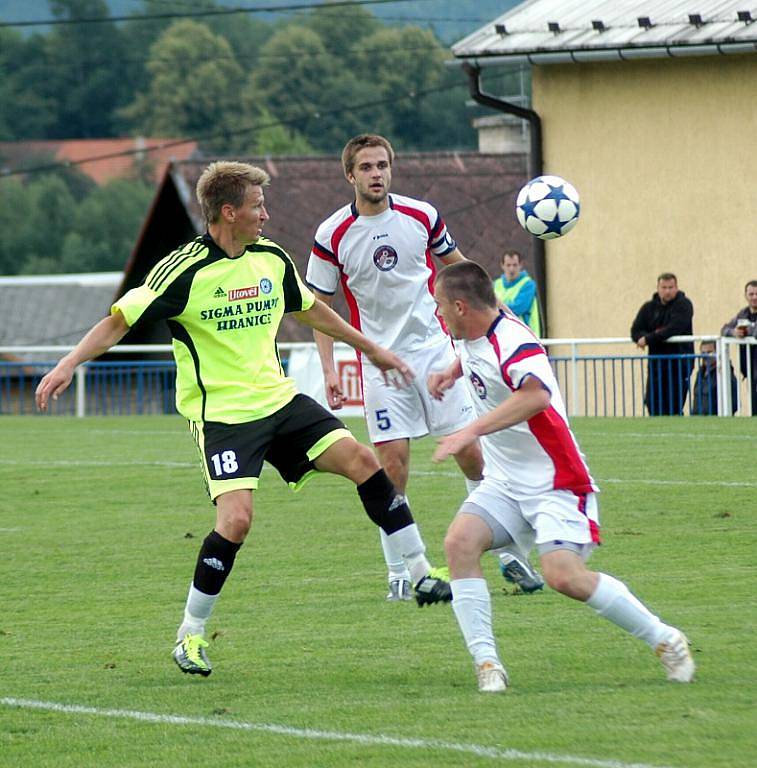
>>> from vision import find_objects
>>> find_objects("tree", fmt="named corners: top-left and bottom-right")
top-left (39, 0), bottom-right (132, 138)
top-left (249, 25), bottom-right (368, 152)
top-left (120, 20), bottom-right (252, 152)
top-left (0, 29), bottom-right (57, 139)
top-left (0, 179), bottom-right (32, 274)
top-left (304, 3), bottom-right (381, 61)
top-left (350, 26), bottom-right (461, 149)
top-left (54, 178), bottom-right (151, 272)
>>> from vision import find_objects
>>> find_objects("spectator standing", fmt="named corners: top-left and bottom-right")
top-left (492, 250), bottom-right (541, 336)
top-left (690, 340), bottom-right (738, 416)
top-left (630, 273), bottom-right (694, 416)
top-left (721, 280), bottom-right (757, 416)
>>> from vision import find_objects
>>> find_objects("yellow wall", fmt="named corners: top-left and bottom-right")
top-left (532, 55), bottom-right (757, 340)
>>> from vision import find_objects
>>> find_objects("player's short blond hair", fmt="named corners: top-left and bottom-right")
top-left (341, 134), bottom-right (395, 177)
top-left (196, 162), bottom-right (270, 224)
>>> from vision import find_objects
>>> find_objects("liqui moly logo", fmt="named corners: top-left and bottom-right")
top-left (228, 285), bottom-right (259, 301)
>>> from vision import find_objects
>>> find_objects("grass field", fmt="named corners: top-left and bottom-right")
top-left (1, 415), bottom-right (755, 768)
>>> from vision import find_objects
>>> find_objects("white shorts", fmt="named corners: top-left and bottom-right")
top-left (467, 477), bottom-right (601, 553)
top-left (362, 341), bottom-right (474, 443)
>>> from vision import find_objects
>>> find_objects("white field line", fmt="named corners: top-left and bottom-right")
top-left (0, 459), bottom-right (195, 468)
top-left (0, 460), bottom-right (753, 488)
top-left (0, 697), bottom-right (675, 768)
top-left (599, 478), bottom-right (756, 488)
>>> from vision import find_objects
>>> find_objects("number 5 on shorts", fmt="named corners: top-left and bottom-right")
top-left (375, 409), bottom-right (391, 431)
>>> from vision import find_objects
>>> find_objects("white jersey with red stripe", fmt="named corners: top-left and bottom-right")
top-left (306, 194), bottom-right (457, 354)
top-left (459, 312), bottom-right (599, 498)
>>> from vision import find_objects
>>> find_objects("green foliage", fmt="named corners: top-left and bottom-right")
top-left (0, 1), bottom-right (477, 152)
top-left (0, 29), bottom-right (57, 140)
top-left (40, 0), bottom-right (133, 138)
top-left (0, 415), bottom-right (755, 767)
top-left (0, 174), bottom-right (152, 276)
top-left (120, 20), bottom-right (245, 152)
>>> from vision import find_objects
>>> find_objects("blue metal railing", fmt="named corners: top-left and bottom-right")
top-left (0, 361), bottom-right (177, 416)
top-left (1, 338), bottom-right (752, 417)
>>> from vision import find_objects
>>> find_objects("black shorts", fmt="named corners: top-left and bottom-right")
top-left (190, 394), bottom-right (351, 500)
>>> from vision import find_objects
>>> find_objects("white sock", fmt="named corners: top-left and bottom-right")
top-left (586, 573), bottom-right (673, 648)
top-left (451, 578), bottom-right (500, 666)
top-left (176, 584), bottom-right (218, 641)
top-left (386, 523), bottom-right (432, 584)
top-left (464, 477), bottom-right (481, 494)
top-left (379, 528), bottom-right (411, 582)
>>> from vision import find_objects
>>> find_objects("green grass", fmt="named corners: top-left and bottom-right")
top-left (1, 416), bottom-right (755, 768)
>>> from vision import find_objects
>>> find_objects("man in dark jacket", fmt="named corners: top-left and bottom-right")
top-left (631, 273), bottom-right (694, 415)
top-left (721, 280), bottom-right (757, 415)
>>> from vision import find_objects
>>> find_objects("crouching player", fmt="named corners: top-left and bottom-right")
top-left (429, 261), bottom-right (695, 692)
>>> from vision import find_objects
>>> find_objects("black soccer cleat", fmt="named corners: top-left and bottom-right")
top-left (414, 567), bottom-right (453, 607)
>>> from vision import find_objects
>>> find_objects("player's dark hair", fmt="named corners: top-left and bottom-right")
top-left (196, 161), bottom-right (270, 225)
top-left (501, 249), bottom-right (522, 263)
top-left (657, 272), bottom-right (677, 284)
top-left (342, 134), bottom-right (395, 176)
top-left (436, 261), bottom-right (497, 310)
top-left (745, 280), bottom-right (757, 292)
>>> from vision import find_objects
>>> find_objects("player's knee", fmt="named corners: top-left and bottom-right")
top-left (541, 560), bottom-right (585, 598)
top-left (444, 524), bottom-right (482, 567)
top-left (350, 442), bottom-right (381, 480)
top-left (217, 499), bottom-right (253, 541)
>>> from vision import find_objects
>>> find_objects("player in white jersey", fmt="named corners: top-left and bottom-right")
top-left (306, 134), bottom-right (542, 600)
top-left (428, 261), bottom-right (695, 692)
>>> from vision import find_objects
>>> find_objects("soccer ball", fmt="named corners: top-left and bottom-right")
top-left (515, 175), bottom-right (580, 240)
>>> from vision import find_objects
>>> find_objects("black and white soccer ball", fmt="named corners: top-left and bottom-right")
top-left (515, 175), bottom-right (580, 240)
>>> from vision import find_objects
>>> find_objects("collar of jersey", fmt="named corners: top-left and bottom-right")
top-left (350, 195), bottom-right (394, 220)
top-left (201, 232), bottom-right (254, 260)
top-left (486, 311), bottom-right (507, 339)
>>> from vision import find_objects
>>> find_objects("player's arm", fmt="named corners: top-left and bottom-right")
top-left (433, 376), bottom-right (549, 462)
top-left (439, 247), bottom-right (466, 266)
top-left (293, 299), bottom-right (414, 386)
top-left (35, 311), bottom-right (130, 411)
top-left (428, 356), bottom-right (463, 400)
top-left (310, 289), bottom-right (345, 409)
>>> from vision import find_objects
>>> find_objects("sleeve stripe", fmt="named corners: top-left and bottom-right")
top-left (500, 343), bottom-right (545, 386)
top-left (312, 240), bottom-right (338, 265)
top-left (306, 280), bottom-right (335, 296)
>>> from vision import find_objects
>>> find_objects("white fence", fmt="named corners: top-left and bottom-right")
top-left (0, 336), bottom-right (754, 418)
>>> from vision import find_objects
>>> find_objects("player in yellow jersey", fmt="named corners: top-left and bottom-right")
top-left (36, 161), bottom-right (453, 677)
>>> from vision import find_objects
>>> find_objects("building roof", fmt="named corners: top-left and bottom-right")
top-left (0, 273), bottom-right (121, 361)
top-left (123, 151), bottom-right (530, 343)
top-left (453, 0), bottom-right (757, 64)
top-left (0, 138), bottom-right (199, 185)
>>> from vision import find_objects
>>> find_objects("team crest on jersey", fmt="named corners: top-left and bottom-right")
top-left (469, 370), bottom-right (487, 399)
top-left (260, 278), bottom-right (273, 294)
top-left (373, 244), bottom-right (398, 271)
